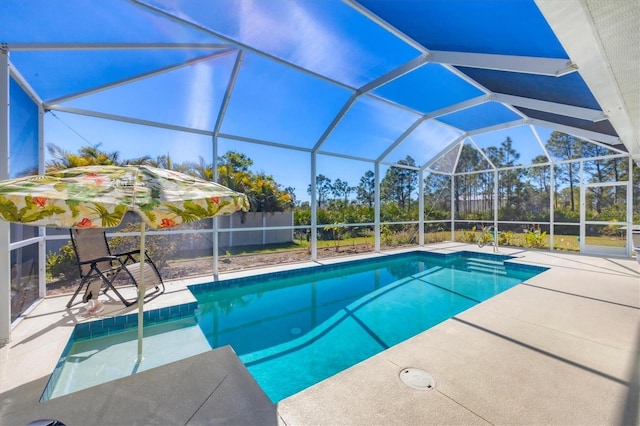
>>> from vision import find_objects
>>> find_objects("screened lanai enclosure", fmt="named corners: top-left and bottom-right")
top-left (1, 0), bottom-right (639, 343)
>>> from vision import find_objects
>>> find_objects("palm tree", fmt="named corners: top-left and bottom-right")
top-left (46, 142), bottom-right (121, 171)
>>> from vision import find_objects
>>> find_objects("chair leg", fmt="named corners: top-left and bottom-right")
top-left (82, 280), bottom-right (103, 304)
top-left (144, 258), bottom-right (165, 294)
top-left (97, 273), bottom-right (134, 307)
top-left (66, 279), bottom-right (89, 308)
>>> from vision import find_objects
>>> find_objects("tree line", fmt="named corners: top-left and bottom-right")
top-left (45, 128), bottom-right (639, 227)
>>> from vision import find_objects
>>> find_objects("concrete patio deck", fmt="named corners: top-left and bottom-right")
top-left (1, 243), bottom-right (638, 425)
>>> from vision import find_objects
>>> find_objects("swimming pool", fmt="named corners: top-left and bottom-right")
top-left (42, 250), bottom-right (547, 402)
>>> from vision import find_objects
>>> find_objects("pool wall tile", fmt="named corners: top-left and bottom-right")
top-left (187, 250), bottom-right (550, 303)
top-left (70, 302), bottom-right (198, 342)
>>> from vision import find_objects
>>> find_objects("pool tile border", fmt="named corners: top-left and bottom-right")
top-left (72, 302), bottom-right (199, 341)
top-left (187, 250), bottom-right (546, 295)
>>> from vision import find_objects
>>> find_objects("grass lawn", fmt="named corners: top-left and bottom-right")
top-left (219, 231), bottom-right (628, 256)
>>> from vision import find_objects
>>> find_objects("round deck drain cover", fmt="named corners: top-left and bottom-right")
top-left (399, 368), bottom-right (435, 390)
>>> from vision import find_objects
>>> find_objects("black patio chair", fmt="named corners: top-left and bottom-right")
top-left (65, 228), bottom-right (164, 308)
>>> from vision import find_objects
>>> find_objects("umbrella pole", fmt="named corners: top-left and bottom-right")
top-left (137, 222), bottom-right (146, 363)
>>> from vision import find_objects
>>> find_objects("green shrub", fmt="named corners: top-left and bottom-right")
top-left (381, 225), bottom-right (394, 245)
top-left (498, 231), bottom-right (513, 246)
top-left (460, 226), bottom-right (478, 243)
top-left (601, 224), bottom-right (622, 237)
top-left (46, 243), bottom-right (79, 281)
top-left (524, 227), bottom-right (547, 248)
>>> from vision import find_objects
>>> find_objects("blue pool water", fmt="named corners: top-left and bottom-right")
top-left (189, 251), bottom-right (545, 401)
top-left (42, 251), bottom-right (546, 402)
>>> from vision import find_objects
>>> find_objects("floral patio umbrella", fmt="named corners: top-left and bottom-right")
top-left (0, 164), bottom-right (249, 361)
top-left (0, 164), bottom-right (249, 228)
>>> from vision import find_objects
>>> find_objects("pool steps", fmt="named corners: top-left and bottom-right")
top-left (464, 257), bottom-right (508, 275)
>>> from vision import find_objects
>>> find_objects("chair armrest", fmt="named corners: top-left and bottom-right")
top-left (113, 249), bottom-right (141, 257)
top-left (114, 249), bottom-right (153, 265)
top-left (79, 256), bottom-right (118, 265)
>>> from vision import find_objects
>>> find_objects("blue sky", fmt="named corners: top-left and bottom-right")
top-left (7, 0), bottom-right (563, 202)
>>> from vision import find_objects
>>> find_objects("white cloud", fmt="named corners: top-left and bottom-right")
top-left (185, 62), bottom-right (214, 130)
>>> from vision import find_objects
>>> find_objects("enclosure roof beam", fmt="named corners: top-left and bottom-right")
top-left (343, 0), bottom-right (427, 53)
top-left (358, 54), bottom-right (429, 95)
top-left (9, 60), bottom-right (43, 106)
top-left (313, 53), bottom-right (429, 154)
top-left (527, 118), bottom-right (622, 147)
top-left (4, 42), bottom-right (232, 51)
top-left (311, 94), bottom-right (358, 153)
top-left (217, 133), bottom-right (313, 154)
top-left (466, 119), bottom-right (528, 136)
top-left (426, 50), bottom-right (577, 76)
top-left (467, 135), bottom-right (497, 169)
top-left (376, 117), bottom-right (426, 163)
top-left (423, 95), bottom-right (489, 120)
top-left (422, 135), bottom-right (466, 173)
top-left (491, 93), bottom-right (607, 122)
top-left (46, 105), bottom-right (214, 136)
top-left (213, 50), bottom-right (243, 137)
top-left (529, 124), bottom-right (553, 162)
top-left (380, 161), bottom-right (420, 171)
top-left (46, 49), bottom-right (237, 105)
top-left (316, 150), bottom-right (376, 164)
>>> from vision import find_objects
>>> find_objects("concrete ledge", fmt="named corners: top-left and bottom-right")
top-left (0, 346), bottom-right (277, 426)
